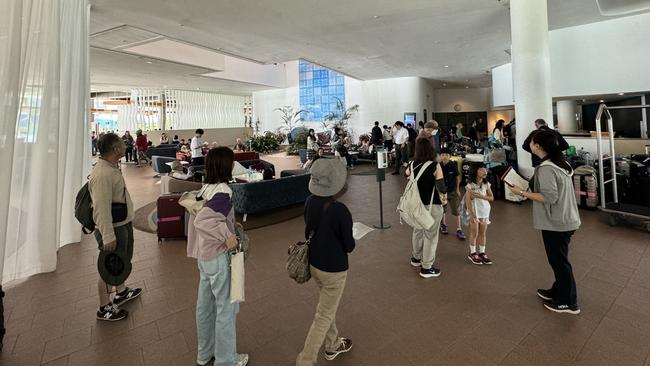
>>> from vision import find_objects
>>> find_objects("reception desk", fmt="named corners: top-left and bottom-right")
top-left (563, 136), bottom-right (650, 156)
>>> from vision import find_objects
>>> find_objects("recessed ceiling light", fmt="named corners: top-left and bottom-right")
top-left (444, 65), bottom-right (449, 68)
top-left (373, 15), bottom-right (380, 19)
top-left (465, 79), bottom-right (469, 82)
top-left (465, 86), bottom-right (469, 89)
top-left (618, 92), bottom-right (625, 95)
top-left (442, 83), bottom-right (447, 87)
top-left (145, 61), bottom-right (153, 64)
top-left (599, 99), bottom-right (605, 102)
top-left (196, 88), bottom-right (200, 90)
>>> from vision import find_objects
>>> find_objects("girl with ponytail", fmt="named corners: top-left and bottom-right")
top-left (507, 129), bottom-right (582, 315)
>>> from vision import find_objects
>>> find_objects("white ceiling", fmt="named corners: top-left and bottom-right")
top-left (89, 0), bottom-right (640, 93)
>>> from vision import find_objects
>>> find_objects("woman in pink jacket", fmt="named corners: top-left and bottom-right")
top-left (186, 147), bottom-right (248, 366)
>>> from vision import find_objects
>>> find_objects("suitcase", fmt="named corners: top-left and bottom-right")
top-left (157, 194), bottom-right (186, 243)
top-left (573, 174), bottom-right (598, 209)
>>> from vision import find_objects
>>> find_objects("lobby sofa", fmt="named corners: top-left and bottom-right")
top-left (152, 156), bottom-right (175, 175)
top-left (146, 146), bottom-right (177, 159)
top-left (230, 173), bottom-right (311, 221)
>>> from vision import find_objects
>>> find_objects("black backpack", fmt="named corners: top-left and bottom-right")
top-left (75, 182), bottom-right (96, 234)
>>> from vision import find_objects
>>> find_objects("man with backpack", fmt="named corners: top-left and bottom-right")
top-left (89, 133), bottom-right (142, 321)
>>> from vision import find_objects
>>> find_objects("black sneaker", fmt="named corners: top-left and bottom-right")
top-left (410, 257), bottom-right (422, 267)
top-left (113, 287), bottom-right (142, 307)
top-left (537, 288), bottom-right (554, 301)
top-left (419, 267), bottom-right (441, 278)
top-left (543, 301), bottom-right (580, 315)
top-left (324, 338), bottom-right (353, 361)
top-left (468, 252), bottom-right (483, 265)
top-left (479, 253), bottom-right (492, 265)
top-left (97, 303), bottom-right (128, 321)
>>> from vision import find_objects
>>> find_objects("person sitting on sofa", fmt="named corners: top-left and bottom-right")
top-left (170, 160), bottom-right (193, 180)
top-left (233, 138), bottom-right (246, 152)
top-left (160, 133), bottom-right (170, 145)
top-left (172, 135), bottom-right (180, 144)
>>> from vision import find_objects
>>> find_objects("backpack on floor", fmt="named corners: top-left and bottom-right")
top-left (397, 161), bottom-right (436, 230)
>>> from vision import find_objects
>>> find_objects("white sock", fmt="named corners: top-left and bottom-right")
top-left (470, 245), bottom-right (476, 254)
top-left (479, 245), bottom-right (486, 254)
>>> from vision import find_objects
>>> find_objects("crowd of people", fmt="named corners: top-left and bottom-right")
top-left (87, 115), bottom-right (580, 366)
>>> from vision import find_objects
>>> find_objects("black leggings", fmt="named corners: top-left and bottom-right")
top-left (542, 230), bottom-right (577, 305)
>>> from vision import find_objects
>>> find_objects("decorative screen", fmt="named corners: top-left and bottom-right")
top-left (299, 60), bottom-right (345, 121)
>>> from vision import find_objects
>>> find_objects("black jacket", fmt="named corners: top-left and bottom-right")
top-left (523, 126), bottom-right (570, 167)
top-left (304, 195), bottom-right (355, 272)
top-left (371, 126), bottom-right (383, 145)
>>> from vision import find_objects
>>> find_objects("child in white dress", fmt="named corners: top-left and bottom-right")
top-left (464, 163), bottom-right (494, 265)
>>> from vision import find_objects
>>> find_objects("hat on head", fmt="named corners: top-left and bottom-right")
top-left (170, 160), bottom-right (182, 171)
top-left (309, 159), bottom-right (347, 197)
top-left (97, 250), bottom-right (132, 286)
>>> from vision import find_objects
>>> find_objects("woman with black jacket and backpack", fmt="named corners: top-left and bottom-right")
top-left (297, 159), bottom-right (355, 365)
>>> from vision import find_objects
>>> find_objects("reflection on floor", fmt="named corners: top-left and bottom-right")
top-left (2, 154), bottom-right (650, 366)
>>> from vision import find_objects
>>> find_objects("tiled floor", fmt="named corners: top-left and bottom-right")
top-left (2, 154), bottom-right (650, 366)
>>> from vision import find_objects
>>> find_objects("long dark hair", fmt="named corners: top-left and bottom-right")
top-left (308, 128), bottom-right (315, 138)
top-left (204, 147), bottom-right (234, 184)
top-left (414, 138), bottom-right (436, 165)
top-left (494, 119), bottom-right (505, 132)
top-left (469, 162), bottom-right (487, 186)
top-left (529, 130), bottom-right (571, 172)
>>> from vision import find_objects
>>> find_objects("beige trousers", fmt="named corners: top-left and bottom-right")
top-left (412, 204), bottom-right (444, 269)
top-left (296, 266), bottom-right (348, 366)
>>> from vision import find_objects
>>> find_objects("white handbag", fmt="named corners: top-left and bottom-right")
top-left (230, 248), bottom-right (245, 304)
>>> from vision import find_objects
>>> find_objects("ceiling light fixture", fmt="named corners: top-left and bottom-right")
top-left (196, 87), bottom-right (200, 90)
top-left (599, 99), bottom-right (605, 102)
top-left (465, 79), bottom-right (469, 82)
top-left (444, 65), bottom-right (449, 68)
top-left (465, 86), bottom-right (469, 89)
top-left (145, 61), bottom-right (153, 64)
top-left (373, 15), bottom-right (380, 19)
top-left (618, 92), bottom-right (625, 95)
top-left (442, 83), bottom-right (447, 87)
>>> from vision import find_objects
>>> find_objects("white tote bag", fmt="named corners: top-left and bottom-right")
top-left (230, 250), bottom-right (245, 304)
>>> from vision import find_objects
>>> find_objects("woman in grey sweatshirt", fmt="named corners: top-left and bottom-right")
top-left (508, 129), bottom-right (581, 315)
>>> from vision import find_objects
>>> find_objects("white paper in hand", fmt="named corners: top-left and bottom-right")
top-left (352, 222), bottom-right (374, 240)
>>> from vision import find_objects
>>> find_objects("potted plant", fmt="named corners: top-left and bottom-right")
top-left (274, 106), bottom-right (306, 144)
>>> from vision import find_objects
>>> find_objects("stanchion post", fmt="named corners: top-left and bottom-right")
top-left (374, 148), bottom-right (391, 229)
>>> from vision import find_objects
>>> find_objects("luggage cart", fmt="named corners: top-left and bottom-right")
top-left (595, 103), bottom-right (650, 233)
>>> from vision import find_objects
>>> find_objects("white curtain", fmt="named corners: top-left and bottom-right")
top-left (0, 0), bottom-right (89, 284)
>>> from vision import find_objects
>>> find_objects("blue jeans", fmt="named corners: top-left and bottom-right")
top-left (196, 253), bottom-right (239, 366)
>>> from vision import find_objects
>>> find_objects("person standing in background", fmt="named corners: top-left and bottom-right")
top-left (492, 120), bottom-right (505, 145)
top-left (522, 118), bottom-right (569, 168)
top-left (191, 129), bottom-right (206, 166)
top-left (391, 121), bottom-right (409, 175)
top-left (383, 125), bottom-right (393, 152)
top-left (406, 123), bottom-right (418, 158)
top-left (417, 121), bottom-right (441, 153)
top-left (370, 121), bottom-right (383, 147)
top-left (135, 129), bottom-right (150, 166)
top-left (91, 131), bottom-right (98, 156)
top-left (121, 131), bottom-right (134, 162)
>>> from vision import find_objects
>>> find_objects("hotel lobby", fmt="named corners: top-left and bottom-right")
top-left (1, 0), bottom-right (650, 365)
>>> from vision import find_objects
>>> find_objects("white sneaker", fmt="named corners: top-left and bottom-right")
top-left (235, 353), bottom-right (249, 366)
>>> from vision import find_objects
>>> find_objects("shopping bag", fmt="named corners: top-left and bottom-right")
top-left (230, 250), bottom-right (245, 304)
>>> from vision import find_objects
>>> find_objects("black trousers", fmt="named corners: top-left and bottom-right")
top-left (394, 144), bottom-right (406, 173)
top-left (542, 230), bottom-right (577, 305)
top-left (125, 147), bottom-right (134, 162)
top-left (192, 157), bottom-right (205, 166)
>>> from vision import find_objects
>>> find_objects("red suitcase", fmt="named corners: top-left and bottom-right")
top-left (157, 194), bottom-right (186, 243)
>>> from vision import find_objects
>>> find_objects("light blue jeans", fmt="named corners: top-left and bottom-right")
top-left (196, 253), bottom-right (240, 366)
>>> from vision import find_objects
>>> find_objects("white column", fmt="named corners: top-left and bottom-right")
top-left (510, 0), bottom-right (554, 177)
top-left (557, 100), bottom-right (578, 133)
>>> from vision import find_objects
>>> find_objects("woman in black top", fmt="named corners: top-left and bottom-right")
top-left (297, 159), bottom-right (355, 365)
top-left (121, 131), bottom-right (135, 162)
top-left (407, 138), bottom-right (447, 278)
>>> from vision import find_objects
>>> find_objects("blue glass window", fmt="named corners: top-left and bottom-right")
top-left (299, 60), bottom-right (346, 121)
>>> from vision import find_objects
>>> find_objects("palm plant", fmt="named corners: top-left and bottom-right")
top-left (323, 97), bottom-right (359, 132)
top-left (274, 106), bottom-right (306, 133)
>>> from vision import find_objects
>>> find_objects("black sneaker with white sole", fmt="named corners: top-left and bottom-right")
top-left (410, 257), bottom-right (421, 267)
top-left (112, 287), bottom-right (142, 307)
top-left (537, 288), bottom-right (554, 301)
top-left (324, 338), bottom-right (352, 361)
top-left (543, 301), bottom-right (580, 315)
top-left (97, 303), bottom-right (128, 321)
top-left (419, 267), bottom-right (441, 278)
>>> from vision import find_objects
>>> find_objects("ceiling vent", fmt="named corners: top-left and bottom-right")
top-left (597, 0), bottom-right (650, 15)
top-left (90, 25), bottom-right (162, 50)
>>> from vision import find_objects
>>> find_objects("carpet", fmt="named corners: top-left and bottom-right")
top-left (349, 164), bottom-right (382, 176)
top-left (133, 201), bottom-right (305, 234)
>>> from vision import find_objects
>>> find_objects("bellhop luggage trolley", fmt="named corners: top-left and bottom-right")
top-left (595, 103), bottom-right (650, 232)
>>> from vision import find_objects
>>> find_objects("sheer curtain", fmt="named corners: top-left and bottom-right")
top-left (0, 0), bottom-right (89, 284)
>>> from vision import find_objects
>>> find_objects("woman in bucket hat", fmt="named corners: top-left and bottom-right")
top-left (296, 159), bottom-right (356, 365)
